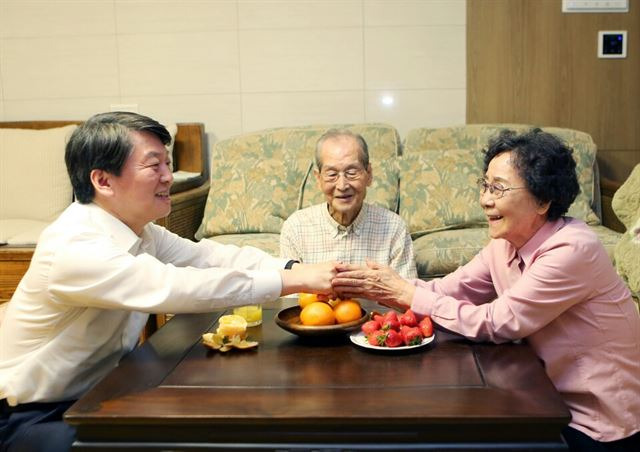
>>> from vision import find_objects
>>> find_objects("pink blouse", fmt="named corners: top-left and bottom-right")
top-left (411, 217), bottom-right (640, 442)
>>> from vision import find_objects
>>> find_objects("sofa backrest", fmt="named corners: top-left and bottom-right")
top-left (399, 124), bottom-right (601, 237)
top-left (196, 123), bottom-right (400, 239)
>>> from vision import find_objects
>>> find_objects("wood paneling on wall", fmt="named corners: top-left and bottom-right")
top-left (467, 0), bottom-right (639, 183)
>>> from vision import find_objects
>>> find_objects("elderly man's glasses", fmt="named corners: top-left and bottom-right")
top-left (477, 178), bottom-right (526, 199)
top-left (320, 168), bottom-right (365, 183)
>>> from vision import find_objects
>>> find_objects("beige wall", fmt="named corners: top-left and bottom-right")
top-left (0, 0), bottom-right (466, 142)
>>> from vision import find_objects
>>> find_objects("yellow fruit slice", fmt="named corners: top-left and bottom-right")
top-left (216, 314), bottom-right (247, 337)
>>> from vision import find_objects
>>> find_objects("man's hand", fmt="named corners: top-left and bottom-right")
top-left (279, 261), bottom-right (338, 297)
top-left (332, 260), bottom-right (415, 310)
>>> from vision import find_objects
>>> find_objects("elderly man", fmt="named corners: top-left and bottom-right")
top-left (0, 112), bottom-right (336, 451)
top-left (280, 129), bottom-right (416, 278)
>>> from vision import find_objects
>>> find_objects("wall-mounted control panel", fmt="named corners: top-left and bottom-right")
top-left (598, 31), bottom-right (627, 58)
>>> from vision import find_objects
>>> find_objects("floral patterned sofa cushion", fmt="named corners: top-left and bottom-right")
top-left (612, 164), bottom-right (640, 307)
top-left (398, 150), bottom-right (486, 238)
top-left (402, 124), bottom-right (601, 227)
top-left (196, 124), bottom-right (401, 240)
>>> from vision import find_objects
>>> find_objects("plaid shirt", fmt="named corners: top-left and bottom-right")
top-left (280, 203), bottom-right (417, 279)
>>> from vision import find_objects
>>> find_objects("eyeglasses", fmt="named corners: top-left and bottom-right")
top-left (477, 178), bottom-right (526, 199)
top-left (320, 167), bottom-right (365, 183)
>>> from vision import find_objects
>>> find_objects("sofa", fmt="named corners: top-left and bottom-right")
top-left (0, 121), bottom-right (209, 306)
top-left (613, 164), bottom-right (640, 306)
top-left (195, 123), bottom-right (623, 281)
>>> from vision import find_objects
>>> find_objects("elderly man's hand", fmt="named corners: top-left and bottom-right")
top-left (332, 260), bottom-right (415, 310)
top-left (280, 261), bottom-right (338, 297)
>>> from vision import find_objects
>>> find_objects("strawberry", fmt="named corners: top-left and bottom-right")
top-left (385, 330), bottom-right (403, 347)
top-left (419, 317), bottom-right (434, 338)
top-left (373, 314), bottom-right (385, 325)
top-left (382, 319), bottom-right (400, 331)
top-left (383, 311), bottom-right (399, 323)
top-left (401, 326), bottom-right (423, 346)
top-left (381, 311), bottom-right (400, 331)
top-left (361, 320), bottom-right (380, 336)
top-left (367, 329), bottom-right (387, 346)
top-left (399, 309), bottom-right (418, 327)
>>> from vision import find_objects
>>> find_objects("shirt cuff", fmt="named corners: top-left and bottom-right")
top-left (246, 269), bottom-right (282, 303)
top-left (410, 284), bottom-right (438, 318)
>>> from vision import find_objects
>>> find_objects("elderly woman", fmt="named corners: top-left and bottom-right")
top-left (333, 129), bottom-right (640, 452)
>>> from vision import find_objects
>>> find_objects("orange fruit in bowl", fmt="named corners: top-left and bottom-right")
top-left (333, 299), bottom-right (362, 324)
top-left (300, 301), bottom-right (335, 326)
top-left (298, 292), bottom-right (319, 309)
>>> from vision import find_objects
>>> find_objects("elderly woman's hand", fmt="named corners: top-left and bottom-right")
top-left (332, 260), bottom-right (415, 311)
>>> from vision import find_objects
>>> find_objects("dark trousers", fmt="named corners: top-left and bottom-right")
top-left (0, 399), bottom-right (76, 452)
top-left (563, 426), bottom-right (640, 452)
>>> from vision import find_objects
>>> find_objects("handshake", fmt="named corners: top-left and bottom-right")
top-left (283, 260), bottom-right (416, 312)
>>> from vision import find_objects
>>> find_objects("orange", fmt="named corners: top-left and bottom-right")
top-left (298, 292), bottom-right (319, 309)
top-left (333, 300), bottom-right (362, 324)
top-left (300, 301), bottom-right (335, 326)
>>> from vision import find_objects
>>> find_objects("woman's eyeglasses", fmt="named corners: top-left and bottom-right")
top-left (477, 178), bottom-right (526, 199)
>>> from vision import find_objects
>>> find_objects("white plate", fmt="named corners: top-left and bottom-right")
top-left (349, 331), bottom-right (435, 352)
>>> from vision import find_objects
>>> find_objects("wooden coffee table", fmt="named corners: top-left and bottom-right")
top-left (65, 299), bottom-right (570, 451)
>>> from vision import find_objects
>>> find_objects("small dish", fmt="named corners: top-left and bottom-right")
top-left (275, 305), bottom-right (368, 337)
top-left (349, 331), bottom-right (435, 352)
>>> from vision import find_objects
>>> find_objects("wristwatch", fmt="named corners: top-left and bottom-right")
top-left (284, 260), bottom-right (300, 269)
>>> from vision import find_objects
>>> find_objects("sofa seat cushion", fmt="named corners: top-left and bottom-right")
top-left (413, 224), bottom-right (621, 281)
top-left (0, 219), bottom-right (50, 246)
top-left (206, 233), bottom-right (280, 257)
top-left (413, 228), bottom-right (490, 280)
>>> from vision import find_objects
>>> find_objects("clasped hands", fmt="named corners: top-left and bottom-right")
top-left (317, 260), bottom-right (416, 311)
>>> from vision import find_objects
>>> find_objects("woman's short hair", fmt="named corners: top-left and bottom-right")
top-left (65, 111), bottom-right (171, 203)
top-left (483, 128), bottom-right (580, 220)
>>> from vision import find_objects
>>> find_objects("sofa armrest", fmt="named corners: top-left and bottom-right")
top-left (600, 177), bottom-right (624, 233)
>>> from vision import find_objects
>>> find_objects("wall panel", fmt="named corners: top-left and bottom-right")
top-left (468, 0), bottom-right (639, 183)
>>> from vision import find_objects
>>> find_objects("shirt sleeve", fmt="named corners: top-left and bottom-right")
top-left (47, 227), bottom-right (286, 314)
top-left (410, 238), bottom-right (600, 343)
top-left (389, 220), bottom-right (418, 279)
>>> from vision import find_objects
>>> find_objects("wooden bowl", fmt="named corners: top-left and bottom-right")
top-left (275, 305), bottom-right (368, 337)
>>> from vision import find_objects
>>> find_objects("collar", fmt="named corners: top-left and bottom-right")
top-left (321, 203), bottom-right (368, 238)
top-left (84, 202), bottom-right (144, 253)
top-left (514, 217), bottom-right (566, 269)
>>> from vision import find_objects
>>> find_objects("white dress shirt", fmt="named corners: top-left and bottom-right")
top-left (0, 202), bottom-right (287, 406)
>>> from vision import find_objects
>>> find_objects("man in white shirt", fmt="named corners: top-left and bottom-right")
top-left (280, 129), bottom-right (417, 279)
top-left (0, 112), bottom-right (336, 451)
